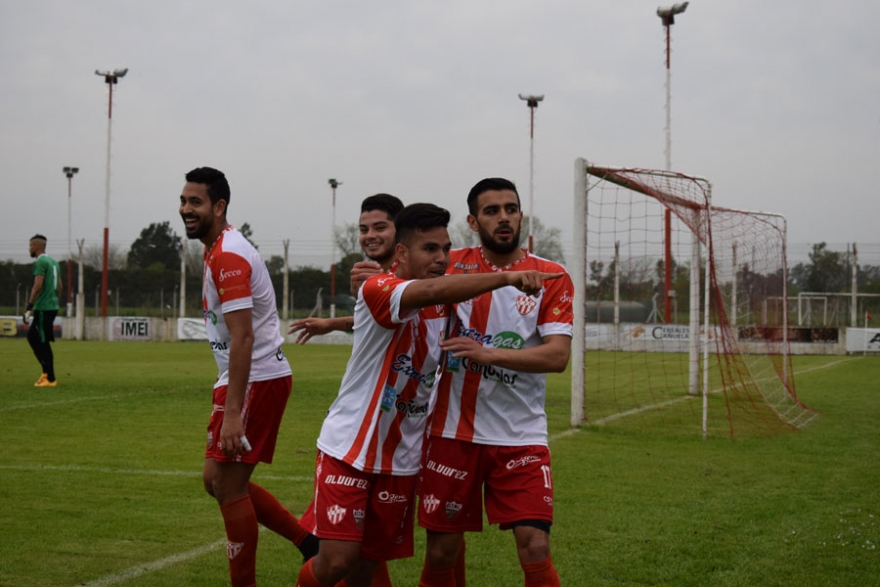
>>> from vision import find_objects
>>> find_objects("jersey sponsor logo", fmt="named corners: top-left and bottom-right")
top-left (209, 340), bottom-right (228, 351)
top-left (445, 501), bottom-right (462, 520)
top-left (516, 295), bottom-right (537, 315)
top-left (454, 357), bottom-right (519, 387)
top-left (435, 304), bottom-right (446, 316)
top-left (205, 309), bottom-right (218, 325)
top-left (395, 397), bottom-right (430, 418)
top-left (506, 455), bottom-right (541, 469)
top-left (218, 268), bottom-right (242, 282)
top-left (378, 491), bottom-right (409, 504)
top-left (325, 474), bottom-right (369, 489)
top-left (453, 262), bottom-right (480, 271)
top-left (543, 496), bottom-right (554, 506)
top-left (493, 331), bottom-right (525, 349)
top-left (391, 354), bottom-right (437, 387)
top-left (426, 459), bottom-right (468, 480)
top-left (422, 494), bottom-right (440, 514)
top-left (559, 290), bottom-right (573, 303)
top-left (227, 540), bottom-right (244, 560)
top-left (327, 504), bottom-right (347, 525)
top-left (455, 325), bottom-right (494, 345)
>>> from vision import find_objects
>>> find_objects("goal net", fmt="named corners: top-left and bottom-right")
top-left (571, 159), bottom-right (818, 437)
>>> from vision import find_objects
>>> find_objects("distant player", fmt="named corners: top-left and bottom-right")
top-left (180, 166), bottom-right (317, 587)
top-left (25, 234), bottom-right (61, 387)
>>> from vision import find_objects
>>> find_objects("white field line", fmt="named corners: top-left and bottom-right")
top-left (9, 356), bottom-right (853, 586)
top-left (577, 356), bottom-right (859, 428)
top-left (0, 390), bottom-right (166, 412)
top-left (78, 538), bottom-right (228, 587)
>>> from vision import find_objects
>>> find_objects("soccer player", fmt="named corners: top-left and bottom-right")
top-left (416, 178), bottom-right (574, 587)
top-left (294, 203), bottom-right (561, 587)
top-left (179, 167), bottom-right (317, 587)
top-left (353, 193), bottom-right (403, 292)
top-left (25, 234), bottom-right (61, 387)
top-left (291, 193), bottom-right (404, 344)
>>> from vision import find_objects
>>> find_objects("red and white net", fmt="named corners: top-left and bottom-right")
top-left (578, 164), bottom-right (817, 437)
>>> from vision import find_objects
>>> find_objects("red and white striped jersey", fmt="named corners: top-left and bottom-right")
top-left (316, 273), bottom-right (450, 476)
top-left (428, 247), bottom-right (574, 446)
top-left (202, 226), bottom-right (291, 387)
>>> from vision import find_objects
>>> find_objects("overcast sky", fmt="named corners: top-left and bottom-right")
top-left (2, 1), bottom-right (878, 268)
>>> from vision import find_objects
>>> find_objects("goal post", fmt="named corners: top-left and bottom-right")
top-left (571, 159), bottom-right (817, 437)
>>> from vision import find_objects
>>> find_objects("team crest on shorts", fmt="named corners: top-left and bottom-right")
top-left (516, 295), bottom-right (537, 315)
top-left (445, 501), bottom-right (463, 520)
top-left (422, 494), bottom-right (440, 514)
top-left (327, 504), bottom-right (347, 525)
top-left (353, 508), bottom-right (365, 530)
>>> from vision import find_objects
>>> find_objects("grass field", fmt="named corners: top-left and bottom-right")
top-left (1, 339), bottom-right (878, 586)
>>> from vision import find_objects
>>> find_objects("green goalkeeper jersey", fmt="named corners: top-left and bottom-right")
top-left (33, 254), bottom-right (61, 311)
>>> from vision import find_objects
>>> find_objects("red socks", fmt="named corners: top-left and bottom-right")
top-left (248, 482), bottom-right (309, 545)
top-left (296, 557), bottom-right (322, 587)
top-left (220, 495), bottom-right (259, 587)
top-left (522, 556), bottom-right (561, 587)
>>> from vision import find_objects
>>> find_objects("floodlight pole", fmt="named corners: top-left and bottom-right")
top-left (95, 67), bottom-right (128, 317)
top-left (62, 166), bottom-right (79, 316)
top-left (328, 178), bottom-right (342, 319)
top-left (657, 3), bottom-right (687, 323)
top-left (518, 94), bottom-right (544, 253)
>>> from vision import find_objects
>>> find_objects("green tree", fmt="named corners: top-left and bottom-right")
top-left (128, 222), bottom-right (182, 270)
top-left (266, 255), bottom-right (286, 275)
top-left (790, 242), bottom-right (847, 293)
top-left (239, 222), bottom-right (257, 249)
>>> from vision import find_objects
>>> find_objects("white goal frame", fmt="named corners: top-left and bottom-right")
top-left (571, 158), bottom-right (804, 437)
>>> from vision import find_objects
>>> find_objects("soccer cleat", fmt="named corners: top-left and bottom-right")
top-left (34, 374), bottom-right (48, 386)
top-left (35, 378), bottom-right (57, 388)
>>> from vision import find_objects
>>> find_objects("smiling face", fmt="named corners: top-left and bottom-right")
top-left (396, 226), bottom-right (451, 281)
top-left (179, 182), bottom-right (226, 246)
top-left (467, 189), bottom-right (523, 259)
top-left (359, 209), bottom-right (397, 268)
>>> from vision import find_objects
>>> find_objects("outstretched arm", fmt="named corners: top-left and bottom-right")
top-left (399, 270), bottom-right (562, 310)
top-left (288, 316), bottom-right (354, 344)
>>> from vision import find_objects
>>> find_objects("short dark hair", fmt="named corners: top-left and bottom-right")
top-left (185, 167), bottom-right (230, 209)
top-left (394, 203), bottom-right (451, 246)
top-left (30, 234), bottom-right (47, 242)
top-left (361, 193), bottom-right (404, 220)
top-left (466, 177), bottom-right (520, 215)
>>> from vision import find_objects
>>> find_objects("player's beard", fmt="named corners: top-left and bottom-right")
top-left (182, 215), bottom-right (211, 240)
top-left (477, 222), bottom-right (522, 256)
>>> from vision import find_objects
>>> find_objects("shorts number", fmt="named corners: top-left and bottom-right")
top-left (541, 465), bottom-right (552, 489)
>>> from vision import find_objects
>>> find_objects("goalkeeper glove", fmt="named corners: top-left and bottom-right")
top-left (23, 303), bottom-right (33, 325)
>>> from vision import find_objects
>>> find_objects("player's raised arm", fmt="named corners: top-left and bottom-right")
top-left (400, 270), bottom-right (561, 309)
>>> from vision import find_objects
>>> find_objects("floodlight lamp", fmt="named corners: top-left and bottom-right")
top-left (518, 94), bottom-right (545, 102)
top-left (114, 68), bottom-right (128, 77)
top-left (657, 2), bottom-right (688, 23)
top-left (328, 178), bottom-right (342, 188)
top-left (95, 69), bottom-right (110, 76)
